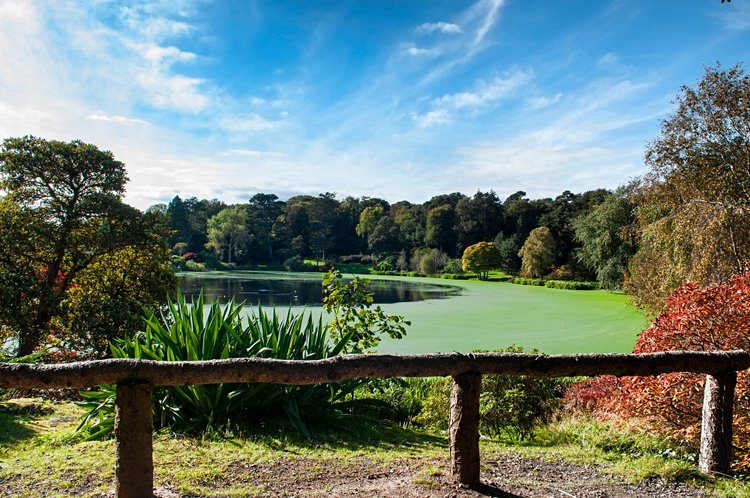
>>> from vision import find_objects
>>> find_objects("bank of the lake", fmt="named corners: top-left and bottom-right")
top-left (178, 271), bottom-right (647, 355)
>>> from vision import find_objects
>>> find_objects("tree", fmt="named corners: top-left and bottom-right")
top-left (628, 63), bottom-right (750, 310)
top-left (0, 136), bottom-right (175, 357)
top-left (574, 189), bottom-right (636, 289)
top-left (425, 204), bottom-right (456, 254)
top-left (248, 193), bottom-right (283, 262)
top-left (455, 190), bottom-right (504, 253)
top-left (462, 241), bottom-right (502, 279)
top-left (518, 227), bottom-right (555, 278)
top-left (206, 205), bottom-right (249, 264)
top-left (308, 192), bottom-right (338, 264)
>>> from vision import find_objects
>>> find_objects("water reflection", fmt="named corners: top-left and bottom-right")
top-left (178, 273), bottom-right (461, 306)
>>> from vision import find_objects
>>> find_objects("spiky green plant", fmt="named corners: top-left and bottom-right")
top-left (78, 291), bottom-right (357, 438)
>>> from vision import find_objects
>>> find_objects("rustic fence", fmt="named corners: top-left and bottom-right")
top-left (1, 350), bottom-right (749, 498)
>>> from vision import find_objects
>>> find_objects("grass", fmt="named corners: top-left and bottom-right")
top-left (2, 399), bottom-right (749, 497)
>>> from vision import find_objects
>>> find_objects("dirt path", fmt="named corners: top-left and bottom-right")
top-left (152, 453), bottom-right (710, 498)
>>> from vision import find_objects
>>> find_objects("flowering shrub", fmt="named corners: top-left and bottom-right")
top-left (566, 271), bottom-right (750, 468)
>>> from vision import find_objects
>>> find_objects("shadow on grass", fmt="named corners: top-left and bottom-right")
top-left (0, 401), bottom-right (49, 446)
top-left (218, 416), bottom-right (447, 454)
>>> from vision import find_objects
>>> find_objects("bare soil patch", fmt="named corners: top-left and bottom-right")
top-left (149, 452), bottom-right (709, 498)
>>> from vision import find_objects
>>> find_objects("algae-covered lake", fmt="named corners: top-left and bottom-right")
top-left (178, 271), bottom-right (647, 355)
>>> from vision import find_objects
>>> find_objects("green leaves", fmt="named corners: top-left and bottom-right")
top-left (79, 290), bottom-right (360, 437)
top-left (322, 269), bottom-right (409, 353)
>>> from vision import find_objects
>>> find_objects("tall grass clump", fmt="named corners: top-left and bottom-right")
top-left (78, 291), bottom-right (359, 439)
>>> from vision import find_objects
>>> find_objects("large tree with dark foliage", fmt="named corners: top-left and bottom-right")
top-left (0, 136), bottom-right (175, 357)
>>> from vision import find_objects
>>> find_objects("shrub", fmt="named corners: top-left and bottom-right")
top-left (415, 346), bottom-right (565, 439)
top-left (375, 255), bottom-right (397, 272)
top-left (566, 272), bottom-right (750, 469)
top-left (419, 249), bottom-right (449, 275)
top-left (548, 265), bottom-right (574, 281)
top-left (283, 255), bottom-right (307, 271)
top-left (443, 258), bottom-right (464, 274)
top-left (544, 280), bottom-right (599, 290)
top-left (511, 277), bottom-right (544, 286)
top-left (78, 291), bottom-right (358, 439)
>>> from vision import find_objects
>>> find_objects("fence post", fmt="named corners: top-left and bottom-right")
top-left (115, 382), bottom-right (154, 498)
top-left (699, 371), bottom-right (736, 475)
top-left (450, 372), bottom-right (481, 488)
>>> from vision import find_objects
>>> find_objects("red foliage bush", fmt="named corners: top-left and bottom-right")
top-left (566, 271), bottom-right (750, 467)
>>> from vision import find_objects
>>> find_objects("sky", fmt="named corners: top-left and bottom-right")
top-left (0, 0), bottom-right (748, 210)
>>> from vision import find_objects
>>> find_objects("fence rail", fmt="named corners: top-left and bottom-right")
top-left (2, 350), bottom-right (748, 498)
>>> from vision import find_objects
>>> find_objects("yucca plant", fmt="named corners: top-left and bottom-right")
top-left (78, 290), bottom-right (358, 438)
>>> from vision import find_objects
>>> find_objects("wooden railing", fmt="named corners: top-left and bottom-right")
top-left (2, 350), bottom-right (749, 498)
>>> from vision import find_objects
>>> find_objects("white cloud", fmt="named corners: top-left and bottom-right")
top-left (219, 113), bottom-right (277, 133)
top-left (412, 109), bottom-right (451, 128)
top-left (471, 0), bottom-right (504, 50)
top-left (525, 93), bottom-right (562, 110)
top-left (416, 21), bottom-right (462, 35)
top-left (139, 44), bottom-right (196, 64)
top-left (401, 43), bottom-right (441, 57)
top-left (222, 149), bottom-right (286, 158)
top-left (86, 113), bottom-right (151, 126)
top-left (435, 70), bottom-right (529, 110)
top-left (598, 52), bottom-right (618, 65)
top-left (0, 0), bottom-right (36, 22)
top-left (138, 72), bottom-right (209, 113)
top-left (413, 0), bottom-right (507, 85)
top-left (411, 70), bottom-right (529, 127)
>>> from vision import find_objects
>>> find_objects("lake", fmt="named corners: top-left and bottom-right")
top-left (177, 271), bottom-right (647, 355)
top-left (178, 271), bottom-right (462, 306)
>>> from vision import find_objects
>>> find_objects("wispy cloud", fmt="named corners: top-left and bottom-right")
top-left (435, 70), bottom-right (529, 110)
top-left (412, 0), bottom-right (507, 85)
top-left (525, 93), bottom-right (562, 110)
top-left (413, 70), bottom-right (529, 127)
top-left (86, 113), bottom-right (151, 126)
top-left (401, 43), bottom-right (442, 57)
top-left (219, 113), bottom-right (278, 133)
top-left (416, 21), bottom-right (463, 35)
top-left (412, 109), bottom-right (451, 128)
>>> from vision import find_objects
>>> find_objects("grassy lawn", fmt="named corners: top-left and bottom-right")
top-left (2, 399), bottom-right (748, 497)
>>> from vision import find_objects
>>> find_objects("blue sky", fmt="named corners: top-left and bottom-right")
top-left (0, 0), bottom-right (748, 209)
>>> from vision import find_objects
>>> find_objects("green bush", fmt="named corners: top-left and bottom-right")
top-left (479, 346), bottom-right (564, 440)
top-left (511, 277), bottom-right (545, 286)
top-left (413, 377), bottom-right (451, 431)
top-left (78, 291), bottom-right (358, 439)
top-left (443, 258), bottom-right (464, 274)
top-left (544, 280), bottom-right (599, 290)
top-left (413, 347), bottom-right (565, 440)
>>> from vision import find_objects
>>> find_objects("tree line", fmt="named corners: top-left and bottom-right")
top-left (160, 187), bottom-right (629, 282)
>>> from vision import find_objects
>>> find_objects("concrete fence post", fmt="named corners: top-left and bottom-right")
top-left (449, 372), bottom-right (481, 488)
top-left (699, 371), bottom-right (736, 475)
top-left (115, 382), bottom-right (154, 498)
